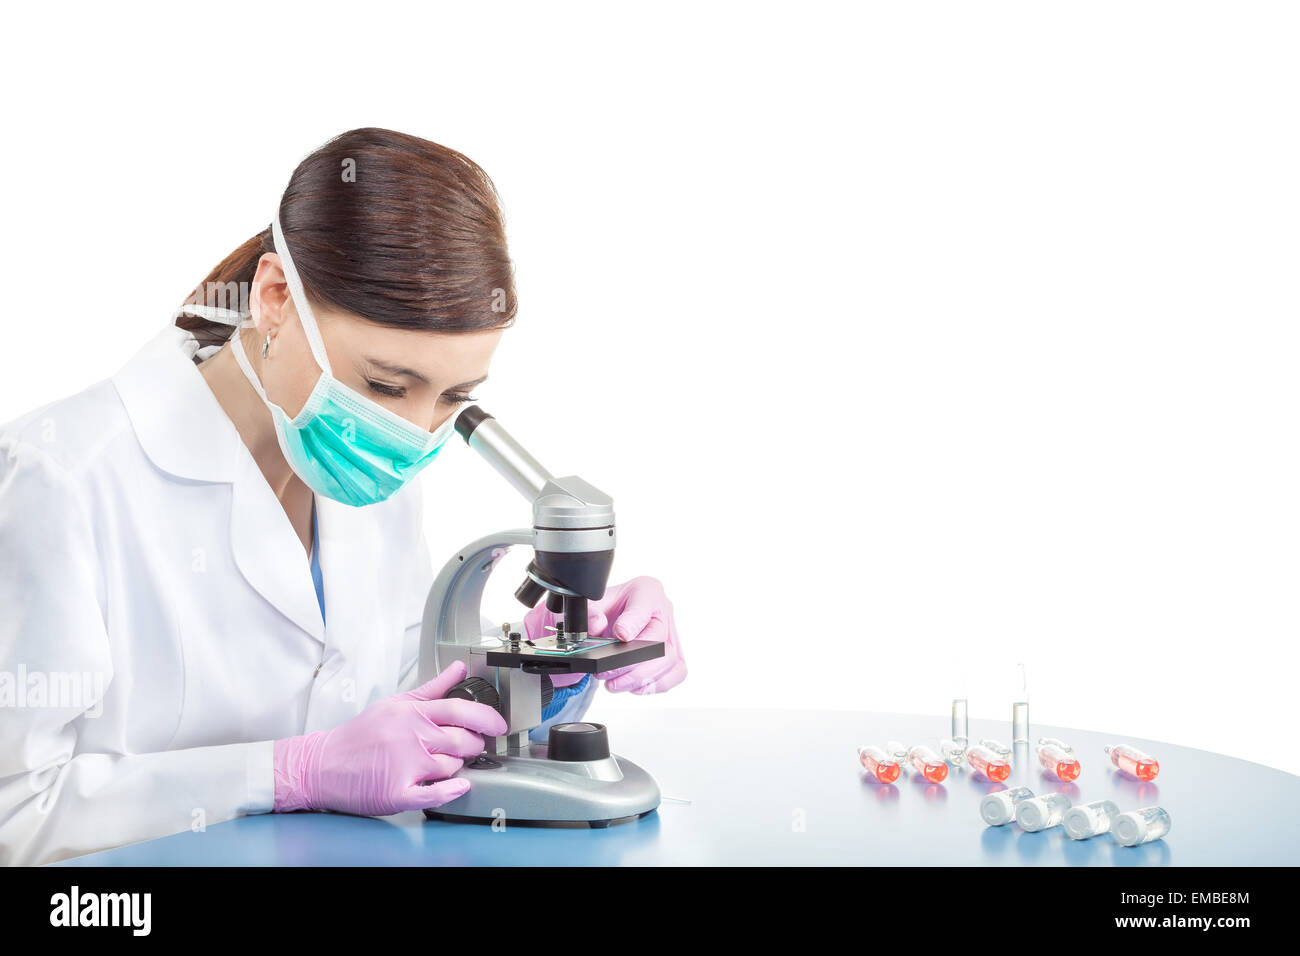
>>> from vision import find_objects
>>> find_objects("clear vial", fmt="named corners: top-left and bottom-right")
top-left (1104, 744), bottom-right (1160, 781)
top-left (1063, 800), bottom-right (1120, 840)
top-left (885, 740), bottom-right (909, 765)
top-left (979, 737), bottom-right (1012, 761)
top-left (1012, 701), bottom-right (1029, 743)
top-left (907, 744), bottom-right (949, 783)
top-left (979, 786), bottom-right (1034, 827)
top-left (966, 743), bottom-right (1011, 782)
top-left (1016, 793), bottom-right (1071, 832)
top-left (1037, 742), bottom-right (1081, 782)
top-left (1112, 806), bottom-right (1171, 846)
top-left (951, 699), bottom-right (969, 747)
top-left (857, 745), bottom-right (901, 784)
top-left (940, 738), bottom-right (966, 765)
top-left (1037, 736), bottom-right (1073, 753)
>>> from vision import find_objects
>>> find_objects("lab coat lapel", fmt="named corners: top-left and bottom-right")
top-left (312, 494), bottom-right (385, 675)
top-left (229, 453), bottom-right (326, 644)
top-left (115, 327), bottom-right (326, 643)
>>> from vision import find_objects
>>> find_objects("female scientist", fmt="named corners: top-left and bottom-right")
top-left (0, 128), bottom-right (685, 865)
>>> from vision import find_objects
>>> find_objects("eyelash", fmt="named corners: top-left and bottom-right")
top-left (365, 380), bottom-right (476, 405)
top-left (366, 380), bottom-right (405, 398)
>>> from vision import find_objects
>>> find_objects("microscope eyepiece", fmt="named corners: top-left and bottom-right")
top-left (454, 404), bottom-right (493, 442)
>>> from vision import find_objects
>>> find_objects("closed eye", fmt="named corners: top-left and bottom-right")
top-left (366, 380), bottom-right (406, 398)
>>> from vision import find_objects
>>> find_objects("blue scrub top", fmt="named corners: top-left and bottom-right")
top-left (310, 499), bottom-right (325, 626)
top-left (541, 674), bottom-right (591, 721)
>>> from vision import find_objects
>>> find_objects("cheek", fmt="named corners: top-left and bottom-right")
top-left (264, 342), bottom-right (322, 419)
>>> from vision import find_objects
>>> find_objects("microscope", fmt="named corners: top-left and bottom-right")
top-left (418, 406), bottom-right (663, 827)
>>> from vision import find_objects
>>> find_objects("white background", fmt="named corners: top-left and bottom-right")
top-left (3, 2), bottom-right (1298, 773)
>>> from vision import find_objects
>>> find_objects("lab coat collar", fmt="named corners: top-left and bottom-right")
top-left (111, 325), bottom-right (242, 484)
top-left (113, 326), bottom-right (328, 643)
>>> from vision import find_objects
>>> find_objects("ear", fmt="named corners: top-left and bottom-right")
top-left (249, 253), bottom-right (293, 338)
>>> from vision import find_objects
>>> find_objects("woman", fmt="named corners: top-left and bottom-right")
top-left (0, 128), bottom-right (685, 866)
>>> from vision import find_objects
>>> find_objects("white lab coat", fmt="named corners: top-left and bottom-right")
top-left (0, 326), bottom-right (592, 866)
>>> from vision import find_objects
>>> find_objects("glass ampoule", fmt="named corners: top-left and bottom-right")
top-left (940, 738), bottom-right (966, 766)
top-left (979, 737), bottom-right (1012, 762)
top-left (1012, 664), bottom-right (1029, 742)
top-left (858, 745), bottom-right (901, 784)
top-left (1037, 736), bottom-right (1073, 753)
top-left (1037, 741), bottom-right (1081, 782)
top-left (1104, 743), bottom-right (1160, 781)
top-left (1112, 806), bottom-right (1171, 846)
top-left (966, 743), bottom-right (1011, 782)
top-left (907, 744), bottom-right (949, 783)
top-left (1012, 701), bottom-right (1029, 743)
top-left (1063, 800), bottom-right (1119, 840)
top-left (1015, 793), bottom-right (1071, 832)
top-left (951, 699), bottom-right (969, 747)
top-left (979, 787), bottom-right (1034, 827)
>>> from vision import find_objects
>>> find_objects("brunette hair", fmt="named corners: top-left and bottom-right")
top-left (176, 127), bottom-right (516, 350)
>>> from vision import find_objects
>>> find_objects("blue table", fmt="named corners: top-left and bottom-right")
top-left (53, 708), bottom-right (1300, 865)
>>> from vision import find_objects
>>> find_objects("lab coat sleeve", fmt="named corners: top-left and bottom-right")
top-left (0, 440), bottom-right (274, 866)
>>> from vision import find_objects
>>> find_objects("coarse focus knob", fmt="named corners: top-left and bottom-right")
top-left (547, 722), bottom-right (611, 762)
top-left (445, 676), bottom-right (501, 711)
top-left (540, 673), bottom-right (554, 710)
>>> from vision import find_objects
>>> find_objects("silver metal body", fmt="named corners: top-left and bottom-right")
top-left (417, 411), bottom-right (659, 825)
top-left (417, 531), bottom-right (661, 825)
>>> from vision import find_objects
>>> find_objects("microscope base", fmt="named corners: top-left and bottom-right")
top-left (420, 746), bottom-right (661, 828)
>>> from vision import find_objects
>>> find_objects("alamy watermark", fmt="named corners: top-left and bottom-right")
top-left (0, 667), bottom-right (105, 717)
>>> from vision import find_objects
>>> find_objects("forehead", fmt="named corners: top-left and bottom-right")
top-left (320, 310), bottom-right (503, 382)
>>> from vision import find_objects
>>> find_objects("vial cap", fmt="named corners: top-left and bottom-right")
top-left (1016, 799), bottom-right (1045, 831)
top-left (1063, 807), bottom-right (1092, 840)
top-left (1113, 812), bottom-right (1146, 846)
top-left (979, 792), bottom-right (1012, 826)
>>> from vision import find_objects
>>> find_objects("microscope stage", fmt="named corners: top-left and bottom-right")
top-left (484, 637), bottom-right (665, 673)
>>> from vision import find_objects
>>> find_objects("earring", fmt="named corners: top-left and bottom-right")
top-left (262, 335), bottom-right (271, 359)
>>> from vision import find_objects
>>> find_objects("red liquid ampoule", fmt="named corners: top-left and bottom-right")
top-left (966, 744), bottom-right (1011, 782)
top-left (1037, 741), bottom-right (1081, 782)
top-left (858, 745), bottom-right (901, 783)
top-left (1104, 744), bottom-right (1159, 781)
top-left (907, 745), bottom-right (949, 783)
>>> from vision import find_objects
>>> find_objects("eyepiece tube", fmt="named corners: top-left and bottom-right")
top-left (454, 406), bottom-right (554, 501)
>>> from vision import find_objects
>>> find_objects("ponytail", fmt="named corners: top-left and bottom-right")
top-left (174, 228), bottom-right (271, 350)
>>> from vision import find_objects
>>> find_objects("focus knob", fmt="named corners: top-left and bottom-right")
top-left (445, 676), bottom-right (501, 711)
top-left (539, 673), bottom-right (554, 710)
top-left (547, 721), bottom-right (610, 762)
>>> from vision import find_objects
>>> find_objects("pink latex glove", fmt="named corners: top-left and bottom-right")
top-left (273, 659), bottom-right (506, 815)
top-left (524, 576), bottom-right (686, 695)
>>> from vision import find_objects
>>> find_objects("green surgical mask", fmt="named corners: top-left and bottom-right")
top-left (226, 215), bottom-right (458, 507)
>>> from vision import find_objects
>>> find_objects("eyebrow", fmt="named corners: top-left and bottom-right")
top-left (362, 357), bottom-right (487, 391)
top-left (446, 375), bottom-right (489, 391)
top-left (362, 357), bottom-right (429, 384)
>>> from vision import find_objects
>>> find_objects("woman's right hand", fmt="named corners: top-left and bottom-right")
top-left (272, 659), bottom-right (506, 815)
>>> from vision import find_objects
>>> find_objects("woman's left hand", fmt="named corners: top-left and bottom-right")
top-left (523, 576), bottom-right (686, 694)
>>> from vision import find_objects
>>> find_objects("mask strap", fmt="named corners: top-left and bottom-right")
top-left (271, 214), bottom-right (333, 377)
top-left (229, 326), bottom-right (272, 405)
top-left (176, 303), bottom-right (250, 324)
